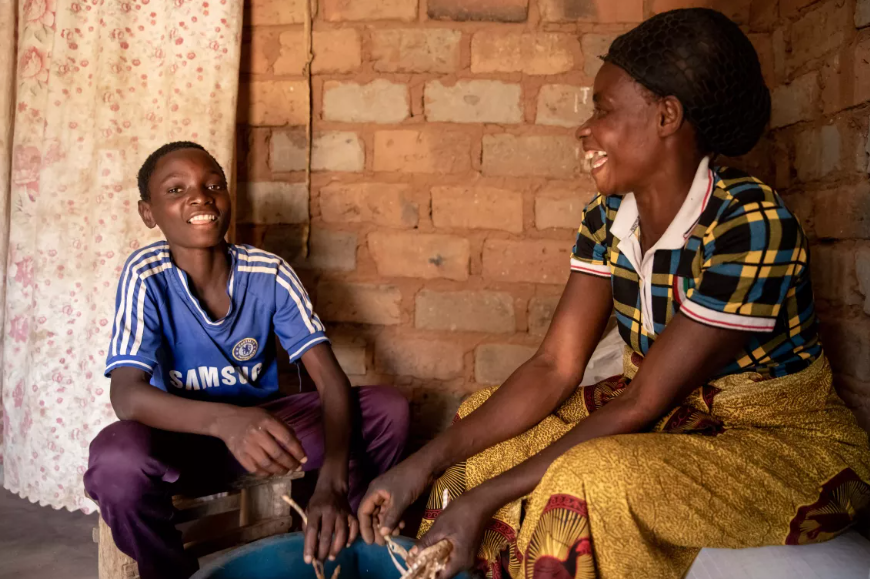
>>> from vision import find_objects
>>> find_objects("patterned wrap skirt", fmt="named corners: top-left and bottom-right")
top-left (418, 349), bottom-right (870, 579)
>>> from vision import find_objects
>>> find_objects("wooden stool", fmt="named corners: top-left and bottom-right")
top-left (92, 472), bottom-right (304, 579)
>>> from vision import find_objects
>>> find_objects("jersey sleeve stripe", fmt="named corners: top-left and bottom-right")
top-left (279, 264), bottom-right (324, 333)
top-left (106, 359), bottom-right (154, 373)
top-left (276, 275), bottom-right (318, 334)
top-left (287, 335), bottom-right (329, 362)
top-left (112, 249), bottom-right (169, 356)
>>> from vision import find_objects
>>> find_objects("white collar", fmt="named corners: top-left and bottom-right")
top-left (610, 156), bottom-right (714, 251)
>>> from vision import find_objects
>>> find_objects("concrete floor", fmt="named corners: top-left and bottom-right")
top-left (0, 487), bottom-right (98, 579)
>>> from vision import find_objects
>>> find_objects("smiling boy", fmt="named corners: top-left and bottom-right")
top-left (83, 142), bottom-right (408, 579)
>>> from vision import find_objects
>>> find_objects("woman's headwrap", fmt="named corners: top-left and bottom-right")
top-left (603, 8), bottom-right (770, 157)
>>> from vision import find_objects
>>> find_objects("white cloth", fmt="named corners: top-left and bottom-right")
top-left (0, 0), bottom-right (243, 512)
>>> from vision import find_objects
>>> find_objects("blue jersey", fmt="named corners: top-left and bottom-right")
top-left (105, 241), bottom-right (328, 405)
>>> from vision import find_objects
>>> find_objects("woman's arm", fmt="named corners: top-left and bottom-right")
top-left (416, 313), bottom-right (749, 576)
top-left (413, 273), bottom-right (614, 475)
top-left (448, 312), bottom-right (747, 519)
top-left (359, 272), bottom-right (613, 542)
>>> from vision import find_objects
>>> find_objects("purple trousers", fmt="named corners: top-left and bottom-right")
top-left (84, 386), bottom-right (409, 579)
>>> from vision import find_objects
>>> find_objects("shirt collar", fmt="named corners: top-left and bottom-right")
top-left (610, 156), bottom-right (714, 250)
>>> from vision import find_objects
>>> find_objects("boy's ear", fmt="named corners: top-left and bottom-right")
top-left (138, 200), bottom-right (157, 229)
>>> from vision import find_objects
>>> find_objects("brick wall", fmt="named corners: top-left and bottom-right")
top-left (761, 0), bottom-right (870, 427)
top-left (236, 0), bottom-right (870, 441)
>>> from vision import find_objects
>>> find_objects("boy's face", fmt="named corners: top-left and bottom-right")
top-left (138, 148), bottom-right (231, 249)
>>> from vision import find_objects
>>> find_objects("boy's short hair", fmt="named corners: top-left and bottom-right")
top-left (137, 141), bottom-right (227, 201)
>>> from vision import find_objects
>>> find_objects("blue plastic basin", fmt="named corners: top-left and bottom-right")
top-left (192, 533), bottom-right (472, 579)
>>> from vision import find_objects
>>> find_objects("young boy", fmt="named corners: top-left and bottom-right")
top-left (84, 142), bottom-right (409, 579)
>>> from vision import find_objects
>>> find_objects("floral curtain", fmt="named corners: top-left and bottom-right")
top-left (1, 0), bottom-right (243, 512)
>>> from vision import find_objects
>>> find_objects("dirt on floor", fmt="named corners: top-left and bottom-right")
top-left (0, 487), bottom-right (98, 579)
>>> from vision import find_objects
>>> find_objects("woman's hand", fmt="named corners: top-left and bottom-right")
top-left (415, 493), bottom-right (492, 579)
top-left (304, 484), bottom-right (359, 563)
top-left (358, 456), bottom-right (433, 545)
top-left (212, 407), bottom-right (307, 476)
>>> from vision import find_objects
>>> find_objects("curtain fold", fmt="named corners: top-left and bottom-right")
top-left (1, 0), bottom-right (243, 512)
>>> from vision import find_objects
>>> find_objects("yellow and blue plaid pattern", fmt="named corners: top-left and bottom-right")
top-left (571, 166), bottom-right (820, 379)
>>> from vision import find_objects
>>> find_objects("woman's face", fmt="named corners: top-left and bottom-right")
top-left (577, 62), bottom-right (663, 196)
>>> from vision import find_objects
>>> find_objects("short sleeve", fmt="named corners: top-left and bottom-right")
top-left (274, 260), bottom-right (329, 362)
top-left (570, 194), bottom-right (612, 278)
top-left (681, 200), bottom-right (806, 332)
top-left (105, 270), bottom-right (163, 376)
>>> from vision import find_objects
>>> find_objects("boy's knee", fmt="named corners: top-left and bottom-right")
top-left (85, 421), bottom-right (158, 507)
top-left (359, 386), bottom-right (410, 442)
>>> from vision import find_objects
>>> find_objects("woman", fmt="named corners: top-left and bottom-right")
top-left (359, 8), bottom-right (870, 579)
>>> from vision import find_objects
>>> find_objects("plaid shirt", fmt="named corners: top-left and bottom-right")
top-left (571, 158), bottom-right (820, 379)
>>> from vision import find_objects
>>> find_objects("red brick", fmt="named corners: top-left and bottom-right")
top-left (245, 0), bottom-right (306, 25)
top-left (273, 30), bottom-right (362, 75)
top-left (368, 232), bottom-right (470, 280)
top-left (810, 244), bottom-right (863, 307)
top-left (535, 188), bottom-right (592, 230)
top-left (471, 32), bottom-right (577, 75)
top-left (794, 124), bottom-right (841, 182)
top-left (858, 0), bottom-right (870, 27)
top-left (238, 81), bottom-right (308, 127)
top-left (748, 33), bottom-right (776, 89)
top-left (244, 128), bottom-right (271, 181)
top-left (373, 130), bottom-right (472, 174)
top-left (650, 0), bottom-right (751, 23)
top-left (821, 52), bottom-right (845, 115)
top-left (539, 0), bottom-right (643, 23)
top-left (581, 34), bottom-right (616, 79)
top-left (528, 296), bottom-right (560, 337)
top-left (814, 182), bottom-right (870, 240)
top-left (323, 80), bottom-right (410, 124)
top-left (238, 182), bottom-right (309, 224)
top-left (834, 376), bottom-right (870, 432)
top-left (475, 344), bottom-right (537, 385)
top-left (321, 0), bottom-right (418, 21)
top-left (482, 135), bottom-right (582, 179)
top-left (819, 317), bottom-right (870, 379)
top-left (770, 72), bottom-right (819, 129)
top-left (370, 29), bottom-right (461, 74)
top-left (750, 0), bottom-right (779, 32)
top-left (428, 0), bottom-right (528, 22)
top-left (311, 132), bottom-right (365, 173)
top-left (320, 183), bottom-right (418, 228)
top-left (536, 84), bottom-right (593, 128)
top-left (425, 80), bottom-right (523, 124)
top-left (375, 336), bottom-right (465, 380)
top-left (317, 281), bottom-right (402, 325)
top-left (294, 229), bottom-right (357, 272)
top-left (854, 36), bottom-right (870, 107)
top-left (431, 186), bottom-right (524, 233)
top-left (260, 225), bottom-right (308, 263)
top-left (415, 290), bottom-right (515, 333)
top-left (241, 30), bottom-right (280, 74)
top-left (483, 239), bottom-right (571, 284)
top-left (789, 2), bottom-right (849, 73)
top-left (856, 246), bottom-right (870, 314)
top-left (780, 0), bottom-right (821, 19)
top-left (333, 344), bottom-right (366, 376)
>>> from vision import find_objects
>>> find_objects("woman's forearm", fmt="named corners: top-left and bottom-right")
top-left (415, 354), bottom-right (582, 475)
top-left (466, 393), bottom-right (652, 511)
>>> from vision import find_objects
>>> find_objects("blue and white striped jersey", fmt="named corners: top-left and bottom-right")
top-left (105, 241), bottom-right (328, 405)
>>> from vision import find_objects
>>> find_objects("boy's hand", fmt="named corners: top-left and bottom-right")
top-left (215, 407), bottom-right (307, 476)
top-left (304, 484), bottom-right (359, 563)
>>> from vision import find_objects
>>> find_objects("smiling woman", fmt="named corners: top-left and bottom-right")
top-left (354, 8), bottom-right (870, 579)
